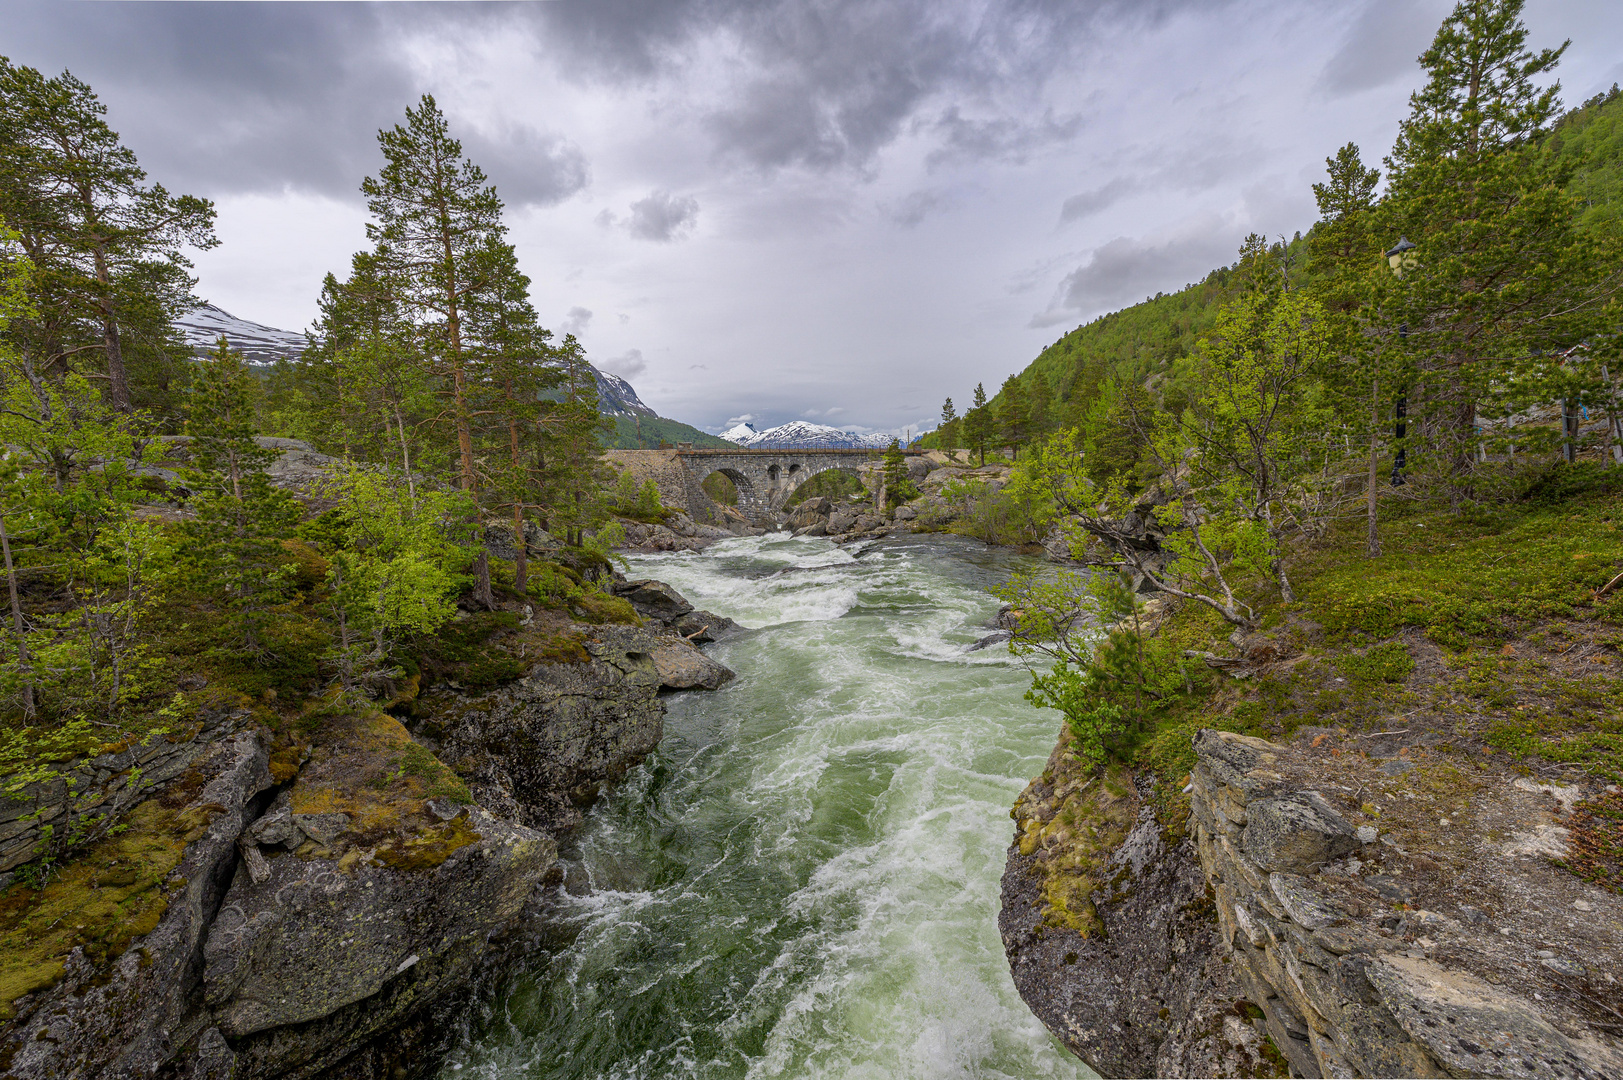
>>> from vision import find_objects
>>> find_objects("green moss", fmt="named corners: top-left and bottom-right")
top-left (568, 592), bottom-right (641, 626)
top-left (0, 794), bottom-right (217, 1017)
top-left (1303, 502), bottom-right (1621, 648)
top-left (535, 632), bottom-right (591, 665)
top-left (1013, 756), bottom-right (1140, 936)
top-left (372, 814), bottom-right (481, 871)
top-left (398, 741), bottom-right (472, 804)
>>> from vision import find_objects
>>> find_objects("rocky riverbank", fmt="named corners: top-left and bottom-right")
top-left (1001, 718), bottom-right (1623, 1078)
top-left (0, 442), bottom-right (739, 1079)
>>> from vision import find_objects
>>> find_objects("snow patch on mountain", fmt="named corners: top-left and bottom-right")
top-left (722, 420), bottom-right (893, 449)
top-left (175, 303), bottom-right (309, 364)
top-left (591, 369), bottom-right (657, 417)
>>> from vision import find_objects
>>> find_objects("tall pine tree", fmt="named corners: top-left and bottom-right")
top-left (361, 95), bottom-right (511, 607)
top-left (0, 60), bottom-right (216, 412)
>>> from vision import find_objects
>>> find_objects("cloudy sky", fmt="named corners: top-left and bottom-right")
top-left (5, 1), bottom-right (1619, 436)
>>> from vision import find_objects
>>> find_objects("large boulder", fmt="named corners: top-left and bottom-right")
top-left (200, 710), bottom-right (555, 1077)
top-left (649, 638), bottom-right (736, 691)
top-left (672, 609), bottom-right (737, 643)
top-left (614, 579), bottom-right (694, 622)
top-left (0, 726), bottom-right (275, 1079)
top-left (419, 625), bottom-right (668, 834)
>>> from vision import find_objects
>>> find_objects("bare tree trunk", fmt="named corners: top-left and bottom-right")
top-left (1366, 376), bottom-right (1381, 558)
top-left (0, 514), bottom-right (35, 721)
top-left (392, 404), bottom-right (417, 507)
top-left (90, 238), bottom-right (134, 412)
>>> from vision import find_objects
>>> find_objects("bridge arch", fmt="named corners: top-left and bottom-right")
top-left (774, 461), bottom-right (863, 509)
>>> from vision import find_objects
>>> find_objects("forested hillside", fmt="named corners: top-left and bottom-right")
top-left (931, 83), bottom-right (1622, 459)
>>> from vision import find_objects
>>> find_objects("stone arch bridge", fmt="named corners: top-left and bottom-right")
top-left (604, 447), bottom-right (922, 524)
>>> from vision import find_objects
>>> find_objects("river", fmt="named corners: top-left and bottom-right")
top-left (441, 532), bottom-right (1092, 1080)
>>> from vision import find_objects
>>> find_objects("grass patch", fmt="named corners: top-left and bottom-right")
top-left (1301, 500), bottom-right (1621, 649)
top-left (1338, 640), bottom-right (1414, 685)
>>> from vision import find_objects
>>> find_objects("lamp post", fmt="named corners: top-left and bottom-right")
top-left (1384, 237), bottom-right (1416, 485)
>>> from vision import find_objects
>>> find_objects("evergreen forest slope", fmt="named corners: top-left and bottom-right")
top-left (955, 84), bottom-right (1623, 440)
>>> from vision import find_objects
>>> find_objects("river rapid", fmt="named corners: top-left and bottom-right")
top-left (442, 532), bottom-right (1093, 1080)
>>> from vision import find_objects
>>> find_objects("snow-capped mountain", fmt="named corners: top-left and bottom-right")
top-left (173, 302), bottom-right (657, 420)
top-left (591, 369), bottom-right (657, 418)
top-left (174, 303), bottom-right (308, 364)
top-left (722, 420), bottom-right (893, 449)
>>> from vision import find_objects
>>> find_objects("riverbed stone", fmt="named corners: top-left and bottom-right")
top-left (649, 638), bottom-right (736, 691)
top-left (614, 579), bottom-right (694, 621)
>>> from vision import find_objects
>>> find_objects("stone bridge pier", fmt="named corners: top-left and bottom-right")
top-left (603, 447), bottom-right (922, 526)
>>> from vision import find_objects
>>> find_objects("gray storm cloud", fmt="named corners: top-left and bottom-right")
top-left (1034, 227), bottom-right (1240, 327)
top-left (4, 0), bottom-right (1612, 438)
top-left (626, 192), bottom-right (701, 243)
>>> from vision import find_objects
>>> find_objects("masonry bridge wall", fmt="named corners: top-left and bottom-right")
top-left (604, 447), bottom-right (913, 524)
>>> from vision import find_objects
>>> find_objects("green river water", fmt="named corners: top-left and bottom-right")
top-left (441, 532), bottom-right (1094, 1080)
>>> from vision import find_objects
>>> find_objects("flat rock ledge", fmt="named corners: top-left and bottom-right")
top-left (1002, 726), bottom-right (1623, 1078)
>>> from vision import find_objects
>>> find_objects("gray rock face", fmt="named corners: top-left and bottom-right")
top-left (0, 729), bottom-right (275, 1080)
top-left (1000, 745), bottom-right (1245, 1080)
top-left (1367, 954), bottom-right (1613, 1080)
top-left (649, 638), bottom-right (736, 691)
top-left (420, 626), bottom-right (669, 834)
top-left (892, 504), bottom-right (917, 521)
top-left (1182, 728), bottom-right (1623, 1080)
top-left (615, 579), bottom-right (694, 621)
top-left (0, 580), bottom-right (716, 1080)
top-left (1241, 791), bottom-right (1358, 872)
top-left (203, 805), bottom-right (552, 1073)
top-left (671, 609), bottom-right (736, 643)
top-left (826, 510), bottom-right (856, 534)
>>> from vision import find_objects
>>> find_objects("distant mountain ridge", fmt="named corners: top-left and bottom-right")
top-left (174, 303), bottom-right (309, 364)
top-left (721, 419), bottom-right (891, 449)
top-left (170, 302), bottom-right (726, 448)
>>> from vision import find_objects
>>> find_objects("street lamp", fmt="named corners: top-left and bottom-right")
top-left (1384, 237), bottom-right (1417, 485)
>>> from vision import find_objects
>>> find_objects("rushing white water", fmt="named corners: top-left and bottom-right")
top-left (442, 532), bottom-right (1093, 1080)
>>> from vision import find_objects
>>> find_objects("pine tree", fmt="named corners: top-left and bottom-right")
top-left (998, 374), bottom-right (1030, 459)
top-left (1028, 370), bottom-right (1053, 439)
top-left (361, 94), bottom-right (506, 606)
top-left (469, 241), bottom-right (561, 596)
top-left (539, 334), bottom-right (612, 554)
top-left (966, 382), bottom-right (991, 465)
top-left (1308, 142), bottom-right (1391, 555)
top-left (880, 438), bottom-right (917, 509)
top-left (938, 397), bottom-right (958, 449)
top-left (1381, 0), bottom-right (1617, 490)
top-left (0, 60), bottom-right (217, 412)
top-left (178, 340), bottom-right (302, 653)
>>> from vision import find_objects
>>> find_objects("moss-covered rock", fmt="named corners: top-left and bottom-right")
top-left (0, 729), bottom-right (273, 1079)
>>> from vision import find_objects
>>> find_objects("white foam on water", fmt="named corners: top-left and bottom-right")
top-left (443, 534), bottom-right (1092, 1080)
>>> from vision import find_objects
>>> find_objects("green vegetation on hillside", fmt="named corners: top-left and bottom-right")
top-left (972, 1), bottom-right (1623, 849)
top-left (605, 414), bottom-right (733, 450)
top-left (931, 80), bottom-right (1623, 465)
